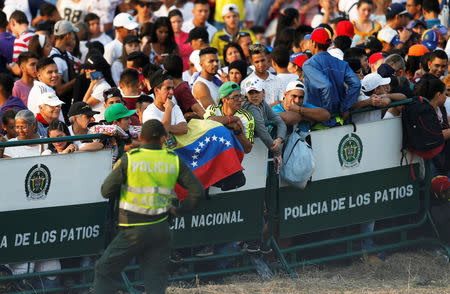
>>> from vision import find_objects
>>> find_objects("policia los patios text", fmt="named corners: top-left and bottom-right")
top-left (93, 119), bottom-right (205, 294)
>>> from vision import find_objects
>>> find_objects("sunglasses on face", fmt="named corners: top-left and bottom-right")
top-left (228, 94), bottom-right (243, 101)
top-left (138, 2), bottom-right (152, 7)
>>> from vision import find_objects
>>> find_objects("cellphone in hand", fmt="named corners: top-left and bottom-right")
top-left (90, 71), bottom-right (103, 80)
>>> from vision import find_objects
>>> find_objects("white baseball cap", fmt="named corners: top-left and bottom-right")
top-left (38, 92), bottom-right (64, 107)
top-left (189, 50), bottom-right (201, 72)
top-left (244, 76), bottom-right (263, 94)
top-left (285, 80), bottom-right (304, 93)
top-left (362, 72), bottom-right (391, 92)
top-left (113, 13), bottom-right (139, 30)
top-left (377, 27), bottom-right (402, 45)
top-left (222, 4), bottom-right (239, 17)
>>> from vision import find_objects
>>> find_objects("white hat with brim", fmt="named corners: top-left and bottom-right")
top-left (285, 80), bottom-right (304, 93)
top-left (222, 4), bottom-right (239, 17)
top-left (113, 13), bottom-right (139, 30)
top-left (244, 76), bottom-right (264, 94)
top-left (362, 72), bottom-right (391, 93)
top-left (189, 50), bottom-right (201, 72)
top-left (39, 92), bottom-right (64, 107)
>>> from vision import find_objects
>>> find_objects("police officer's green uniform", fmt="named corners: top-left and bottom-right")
top-left (94, 143), bottom-right (204, 294)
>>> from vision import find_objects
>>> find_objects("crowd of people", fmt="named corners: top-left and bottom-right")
top-left (0, 0), bottom-right (449, 291)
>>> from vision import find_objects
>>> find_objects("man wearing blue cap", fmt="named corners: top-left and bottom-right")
top-left (381, 3), bottom-right (412, 49)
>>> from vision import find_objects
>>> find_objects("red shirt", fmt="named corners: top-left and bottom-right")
top-left (122, 95), bottom-right (140, 125)
top-left (173, 81), bottom-right (197, 114)
top-left (174, 31), bottom-right (193, 71)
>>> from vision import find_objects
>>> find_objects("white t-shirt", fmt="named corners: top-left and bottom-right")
top-left (182, 70), bottom-right (192, 83)
top-left (90, 33), bottom-right (113, 47)
top-left (3, 138), bottom-right (48, 158)
top-left (111, 60), bottom-right (124, 86)
top-left (68, 125), bottom-right (85, 148)
top-left (49, 47), bottom-right (75, 83)
top-left (58, 0), bottom-right (90, 25)
top-left (181, 1), bottom-right (194, 22)
top-left (91, 79), bottom-right (111, 121)
top-left (87, 0), bottom-right (121, 29)
top-left (241, 72), bottom-right (283, 105)
top-left (276, 73), bottom-right (299, 93)
top-left (3, 0), bottom-right (32, 23)
top-left (154, 4), bottom-right (177, 17)
top-left (383, 111), bottom-right (396, 119)
top-left (142, 103), bottom-right (186, 125)
top-left (181, 19), bottom-right (217, 42)
top-left (352, 93), bottom-right (382, 123)
top-left (103, 39), bottom-right (123, 65)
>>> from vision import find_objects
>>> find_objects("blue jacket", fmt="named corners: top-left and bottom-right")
top-left (303, 51), bottom-right (361, 127)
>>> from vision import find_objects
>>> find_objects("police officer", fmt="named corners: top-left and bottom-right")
top-left (94, 119), bottom-right (204, 294)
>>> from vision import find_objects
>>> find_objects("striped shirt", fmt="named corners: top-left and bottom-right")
top-left (12, 31), bottom-right (34, 63)
top-left (204, 105), bottom-right (255, 144)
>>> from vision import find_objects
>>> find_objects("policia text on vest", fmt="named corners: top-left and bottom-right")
top-left (94, 139), bottom-right (204, 294)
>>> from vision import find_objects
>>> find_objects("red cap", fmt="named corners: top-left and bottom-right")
top-left (292, 54), bottom-right (308, 68)
top-left (369, 52), bottom-right (384, 66)
top-left (305, 28), bottom-right (332, 45)
top-left (432, 176), bottom-right (450, 195)
top-left (336, 21), bottom-right (355, 38)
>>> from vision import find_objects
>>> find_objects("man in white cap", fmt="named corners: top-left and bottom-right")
top-left (211, 3), bottom-right (256, 65)
top-left (272, 80), bottom-right (330, 131)
top-left (36, 92), bottom-right (64, 137)
top-left (181, 0), bottom-right (217, 42)
top-left (352, 72), bottom-right (392, 123)
top-left (49, 19), bottom-right (79, 114)
top-left (104, 13), bottom-right (138, 65)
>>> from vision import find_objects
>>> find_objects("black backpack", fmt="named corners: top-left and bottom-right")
top-left (401, 96), bottom-right (444, 159)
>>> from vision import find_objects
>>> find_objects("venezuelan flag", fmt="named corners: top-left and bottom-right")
top-left (172, 119), bottom-right (244, 199)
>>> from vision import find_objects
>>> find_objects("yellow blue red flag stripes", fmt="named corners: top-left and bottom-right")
top-left (172, 119), bottom-right (244, 199)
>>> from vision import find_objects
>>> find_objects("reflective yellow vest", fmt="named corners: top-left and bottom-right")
top-left (119, 149), bottom-right (180, 224)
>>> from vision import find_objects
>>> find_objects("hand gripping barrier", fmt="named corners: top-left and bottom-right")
top-left (0, 101), bottom-right (449, 293)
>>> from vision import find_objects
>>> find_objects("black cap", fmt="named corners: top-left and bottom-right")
top-left (141, 119), bottom-right (168, 140)
top-left (184, 27), bottom-right (209, 44)
top-left (377, 63), bottom-right (395, 77)
top-left (377, 63), bottom-right (398, 89)
top-left (229, 59), bottom-right (248, 80)
top-left (68, 102), bottom-right (100, 117)
top-left (149, 69), bottom-right (172, 92)
top-left (84, 54), bottom-right (109, 70)
top-left (123, 34), bottom-right (140, 45)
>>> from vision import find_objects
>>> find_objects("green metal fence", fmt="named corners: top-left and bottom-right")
top-left (0, 100), bottom-right (449, 293)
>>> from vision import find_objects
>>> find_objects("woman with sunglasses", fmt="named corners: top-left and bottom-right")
top-left (131, 0), bottom-right (161, 23)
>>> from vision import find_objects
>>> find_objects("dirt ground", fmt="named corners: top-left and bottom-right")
top-left (166, 250), bottom-right (450, 294)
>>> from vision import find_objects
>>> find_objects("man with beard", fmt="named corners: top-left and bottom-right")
top-left (192, 47), bottom-right (222, 109)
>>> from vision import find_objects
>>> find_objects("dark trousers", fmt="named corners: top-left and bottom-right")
top-left (94, 221), bottom-right (171, 294)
